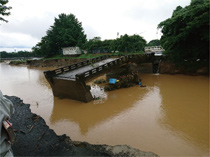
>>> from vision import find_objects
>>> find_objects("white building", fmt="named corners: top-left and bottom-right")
top-left (144, 46), bottom-right (164, 56)
top-left (62, 47), bottom-right (82, 55)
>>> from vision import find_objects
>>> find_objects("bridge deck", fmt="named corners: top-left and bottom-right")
top-left (55, 58), bottom-right (117, 80)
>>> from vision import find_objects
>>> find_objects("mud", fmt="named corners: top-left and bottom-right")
top-left (6, 95), bottom-right (158, 156)
top-left (26, 58), bottom-right (86, 68)
top-left (160, 61), bottom-right (209, 75)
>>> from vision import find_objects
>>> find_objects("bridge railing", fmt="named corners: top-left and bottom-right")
top-left (75, 53), bottom-right (154, 81)
top-left (75, 55), bottom-right (132, 81)
top-left (44, 53), bottom-right (154, 80)
top-left (44, 55), bottom-right (110, 78)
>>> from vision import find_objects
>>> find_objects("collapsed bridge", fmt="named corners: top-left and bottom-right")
top-left (44, 54), bottom-right (155, 102)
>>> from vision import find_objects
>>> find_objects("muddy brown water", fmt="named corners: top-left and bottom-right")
top-left (0, 63), bottom-right (209, 156)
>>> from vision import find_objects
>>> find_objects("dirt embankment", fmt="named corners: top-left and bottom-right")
top-left (7, 95), bottom-right (158, 156)
top-left (160, 61), bottom-right (209, 75)
top-left (26, 59), bottom-right (87, 68)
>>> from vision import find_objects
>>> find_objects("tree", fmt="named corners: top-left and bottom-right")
top-left (147, 39), bottom-right (161, 46)
top-left (0, 0), bottom-right (12, 23)
top-left (117, 34), bottom-right (146, 52)
top-left (84, 34), bottom-right (146, 53)
top-left (33, 13), bottom-right (87, 56)
top-left (158, 0), bottom-right (209, 62)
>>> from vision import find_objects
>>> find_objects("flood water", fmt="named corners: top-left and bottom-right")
top-left (0, 63), bottom-right (209, 156)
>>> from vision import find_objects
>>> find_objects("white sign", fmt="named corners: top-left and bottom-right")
top-left (62, 47), bottom-right (82, 55)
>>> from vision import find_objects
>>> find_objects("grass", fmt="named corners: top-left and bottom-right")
top-left (9, 60), bottom-right (26, 64)
top-left (42, 51), bottom-right (145, 60)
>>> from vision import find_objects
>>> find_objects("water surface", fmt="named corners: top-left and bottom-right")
top-left (0, 63), bottom-right (209, 156)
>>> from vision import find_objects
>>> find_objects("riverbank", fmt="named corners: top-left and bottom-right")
top-left (8, 56), bottom-right (209, 76)
top-left (7, 95), bottom-right (158, 156)
top-left (160, 60), bottom-right (209, 76)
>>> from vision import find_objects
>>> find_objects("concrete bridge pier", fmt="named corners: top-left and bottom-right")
top-left (152, 56), bottom-right (162, 73)
top-left (45, 77), bottom-right (93, 103)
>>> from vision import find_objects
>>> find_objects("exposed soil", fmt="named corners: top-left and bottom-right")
top-left (160, 61), bottom-right (209, 75)
top-left (26, 58), bottom-right (87, 68)
top-left (6, 95), bottom-right (158, 156)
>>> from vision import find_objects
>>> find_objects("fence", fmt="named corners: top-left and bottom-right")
top-left (44, 55), bottom-right (110, 78)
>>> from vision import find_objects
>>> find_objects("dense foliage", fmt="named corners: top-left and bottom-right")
top-left (84, 34), bottom-right (146, 53)
top-left (0, 51), bottom-right (38, 58)
top-left (147, 39), bottom-right (161, 46)
top-left (32, 13), bottom-right (87, 56)
top-left (158, 0), bottom-right (209, 62)
top-left (0, 0), bottom-right (11, 23)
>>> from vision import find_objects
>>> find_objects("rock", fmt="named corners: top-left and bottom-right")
top-left (105, 145), bottom-right (158, 156)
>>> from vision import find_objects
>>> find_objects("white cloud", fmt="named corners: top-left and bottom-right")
top-left (0, 0), bottom-right (191, 51)
top-left (0, 32), bottom-right (39, 47)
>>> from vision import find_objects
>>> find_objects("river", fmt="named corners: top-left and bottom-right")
top-left (0, 63), bottom-right (209, 156)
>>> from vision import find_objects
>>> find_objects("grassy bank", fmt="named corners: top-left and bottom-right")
top-left (9, 60), bottom-right (27, 65)
top-left (42, 51), bottom-right (144, 60)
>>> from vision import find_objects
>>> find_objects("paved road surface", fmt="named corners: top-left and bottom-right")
top-left (55, 58), bottom-right (117, 80)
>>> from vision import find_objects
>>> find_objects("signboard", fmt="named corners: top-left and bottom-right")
top-left (62, 47), bottom-right (82, 55)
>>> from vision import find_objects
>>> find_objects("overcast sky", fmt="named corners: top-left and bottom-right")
top-left (0, 0), bottom-right (191, 52)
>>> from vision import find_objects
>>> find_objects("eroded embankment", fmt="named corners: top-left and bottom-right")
top-left (160, 61), bottom-right (209, 75)
top-left (7, 95), bottom-right (158, 156)
top-left (26, 58), bottom-right (87, 68)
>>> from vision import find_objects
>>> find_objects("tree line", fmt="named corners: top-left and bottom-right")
top-left (1, 0), bottom-right (208, 64)
top-left (32, 13), bottom-right (150, 56)
top-left (158, 0), bottom-right (209, 62)
top-left (0, 51), bottom-right (38, 58)
top-left (84, 35), bottom-right (147, 53)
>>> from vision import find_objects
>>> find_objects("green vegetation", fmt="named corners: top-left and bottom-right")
top-left (9, 60), bottom-right (26, 65)
top-left (84, 34), bottom-right (146, 53)
top-left (0, 51), bottom-right (39, 58)
top-left (32, 13), bottom-right (87, 57)
top-left (158, 0), bottom-right (209, 63)
top-left (30, 13), bottom-right (146, 57)
top-left (40, 51), bottom-right (144, 60)
top-left (147, 39), bottom-right (161, 46)
top-left (94, 79), bottom-right (106, 84)
top-left (0, 0), bottom-right (12, 23)
top-left (41, 54), bottom-right (104, 60)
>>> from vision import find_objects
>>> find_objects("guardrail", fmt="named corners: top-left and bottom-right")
top-left (75, 53), bottom-right (154, 81)
top-left (44, 53), bottom-right (154, 80)
top-left (44, 55), bottom-right (110, 78)
top-left (75, 55), bottom-right (132, 81)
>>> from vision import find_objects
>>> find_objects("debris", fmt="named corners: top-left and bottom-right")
top-left (94, 79), bottom-right (106, 84)
top-left (38, 132), bottom-right (45, 141)
top-left (32, 116), bottom-right (40, 122)
top-left (94, 96), bottom-right (100, 100)
top-left (109, 78), bottom-right (117, 84)
top-left (140, 85), bottom-right (146, 87)
top-left (28, 125), bottom-right (34, 133)
top-left (20, 130), bottom-right (26, 134)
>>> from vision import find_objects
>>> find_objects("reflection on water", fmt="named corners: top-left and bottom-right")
top-left (158, 75), bottom-right (209, 152)
top-left (51, 86), bottom-right (146, 135)
top-left (0, 63), bottom-right (209, 156)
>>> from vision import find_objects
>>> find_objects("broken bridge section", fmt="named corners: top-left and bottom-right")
top-left (44, 54), bottom-right (154, 102)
